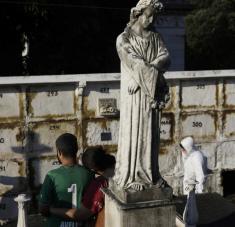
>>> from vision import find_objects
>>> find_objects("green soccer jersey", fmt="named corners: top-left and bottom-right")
top-left (39, 164), bottom-right (93, 227)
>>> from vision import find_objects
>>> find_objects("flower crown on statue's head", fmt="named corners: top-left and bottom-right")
top-left (136, 0), bottom-right (164, 12)
top-left (128, 0), bottom-right (163, 27)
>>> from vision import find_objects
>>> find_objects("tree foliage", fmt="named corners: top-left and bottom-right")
top-left (0, 0), bottom-right (136, 76)
top-left (185, 0), bottom-right (235, 70)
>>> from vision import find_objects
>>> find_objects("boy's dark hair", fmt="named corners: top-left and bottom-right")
top-left (82, 147), bottom-right (116, 172)
top-left (56, 133), bottom-right (78, 158)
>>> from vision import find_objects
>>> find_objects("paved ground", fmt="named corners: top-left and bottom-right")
top-left (176, 193), bottom-right (235, 227)
top-left (3, 214), bottom-right (45, 227)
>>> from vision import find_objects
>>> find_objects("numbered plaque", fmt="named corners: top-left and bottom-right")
top-left (0, 196), bottom-right (18, 220)
top-left (0, 125), bottom-right (24, 158)
top-left (83, 82), bottom-right (120, 118)
top-left (27, 121), bottom-right (77, 155)
top-left (224, 79), bottom-right (235, 107)
top-left (29, 157), bottom-right (61, 188)
top-left (28, 85), bottom-right (75, 118)
top-left (84, 120), bottom-right (119, 146)
top-left (0, 160), bottom-right (26, 194)
top-left (0, 87), bottom-right (21, 119)
top-left (181, 80), bottom-right (217, 108)
top-left (160, 114), bottom-right (174, 141)
top-left (98, 98), bottom-right (119, 116)
top-left (220, 141), bottom-right (235, 169)
top-left (181, 113), bottom-right (216, 139)
top-left (223, 112), bottom-right (235, 138)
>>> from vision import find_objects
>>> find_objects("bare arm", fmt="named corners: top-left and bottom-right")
top-left (50, 204), bottom-right (94, 221)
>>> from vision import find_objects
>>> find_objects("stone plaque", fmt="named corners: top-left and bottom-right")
top-left (98, 98), bottom-right (119, 116)
top-left (220, 141), bottom-right (235, 169)
top-left (0, 196), bottom-right (18, 220)
top-left (0, 87), bottom-right (21, 119)
top-left (223, 112), bottom-right (235, 138)
top-left (28, 121), bottom-right (77, 156)
top-left (85, 120), bottom-right (119, 146)
top-left (181, 113), bottom-right (216, 139)
top-left (181, 80), bottom-right (217, 108)
top-left (28, 85), bottom-right (75, 117)
top-left (30, 157), bottom-right (61, 188)
top-left (0, 125), bottom-right (24, 159)
top-left (160, 114), bottom-right (174, 141)
top-left (0, 160), bottom-right (26, 194)
top-left (83, 82), bottom-right (120, 118)
top-left (224, 79), bottom-right (235, 107)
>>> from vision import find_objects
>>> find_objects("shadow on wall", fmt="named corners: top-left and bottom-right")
top-left (0, 131), bottom-right (53, 220)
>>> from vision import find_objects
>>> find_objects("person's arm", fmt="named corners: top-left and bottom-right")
top-left (50, 204), bottom-right (93, 220)
top-left (193, 154), bottom-right (205, 193)
top-left (39, 174), bottom-right (54, 217)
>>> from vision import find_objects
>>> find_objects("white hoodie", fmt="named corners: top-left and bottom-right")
top-left (180, 137), bottom-right (206, 194)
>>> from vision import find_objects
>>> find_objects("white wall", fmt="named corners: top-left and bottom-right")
top-left (0, 70), bottom-right (235, 220)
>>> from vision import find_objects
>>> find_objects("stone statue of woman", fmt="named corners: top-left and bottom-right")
top-left (114, 0), bottom-right (170, 191)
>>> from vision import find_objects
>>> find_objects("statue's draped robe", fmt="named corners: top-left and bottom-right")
top-left (114, 28), bottom-right (170, 189)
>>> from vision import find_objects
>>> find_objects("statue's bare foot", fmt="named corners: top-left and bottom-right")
top-left (127, 182), bottom-right (145, 191)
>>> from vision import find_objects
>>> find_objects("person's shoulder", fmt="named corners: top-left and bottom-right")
top-left (46, 166), bottom-right (64, 178)
top-left (191, 150), bottom-right (204, 160)
top-left (95, 175), bottom-right (108, 186)
top-left (87, 176), bottom-right (108, 190)
top-left (47, 166), bottom-right (63, 174)
top-left (75, 165), bottom-right (93, 176)
top-left (97, 176), bottom-right (108, 188)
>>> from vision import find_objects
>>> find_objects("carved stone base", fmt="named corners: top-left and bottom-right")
top-left (103, 188), bottom-right (176, 227)
top-left (109, 179), bottom-right (173, 203)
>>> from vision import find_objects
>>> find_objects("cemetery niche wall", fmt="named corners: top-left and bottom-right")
top-left (0, 70), bottom-right (235, 221)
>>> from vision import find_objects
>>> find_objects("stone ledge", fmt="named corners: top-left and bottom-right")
top-left (103, 187), bottom-right (180, 210)
top-left (108, 180), bottom-right (173, 204)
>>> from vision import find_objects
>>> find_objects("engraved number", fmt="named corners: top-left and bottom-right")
top-left (192, 122), bottom-right (203, 127)
top-left (196, 84), bottom-right (205, 89)
top-left (100, 88), bottom-right (110, 93)
top-left (50, 125), bottom-right (60, 130)
top-left (0, 166), bottom-right (6, 171)
top-left (0, 138), bottom-right (4, 143)
top-left (47, 91), bottom-right (58, 97)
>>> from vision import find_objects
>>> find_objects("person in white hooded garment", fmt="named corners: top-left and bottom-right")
top-left (180, 136), bottom-right (207, 194)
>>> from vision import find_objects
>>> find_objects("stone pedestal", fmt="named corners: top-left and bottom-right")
top-left (104, 186), bottom-right (176, 227)
top-left (14, 194), bottom-right (31, 227)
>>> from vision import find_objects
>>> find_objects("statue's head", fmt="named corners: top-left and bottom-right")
top-left (128, 0), bottom-right (163, 28)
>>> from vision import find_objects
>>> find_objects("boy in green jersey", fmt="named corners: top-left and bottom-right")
top-left (39, 133), bottom-right (93, 227)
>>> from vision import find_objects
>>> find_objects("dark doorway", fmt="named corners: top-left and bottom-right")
top-left (222, 170), bottom-right (235, 197)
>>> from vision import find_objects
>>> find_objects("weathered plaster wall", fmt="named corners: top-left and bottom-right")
top-left (0, 70), bottom-right (235, 220)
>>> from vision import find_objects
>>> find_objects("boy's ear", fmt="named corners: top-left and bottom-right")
top-left (57, 149), bottom-right (62, 156)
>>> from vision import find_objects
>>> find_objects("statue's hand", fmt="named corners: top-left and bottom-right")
top-left (128, 79), bottom-right (139, 95)
top-left (165, 92), bottom-right (170, 104)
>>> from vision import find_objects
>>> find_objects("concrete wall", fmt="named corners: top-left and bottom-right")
top-left (0, 70), bottom-right (235, 220)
